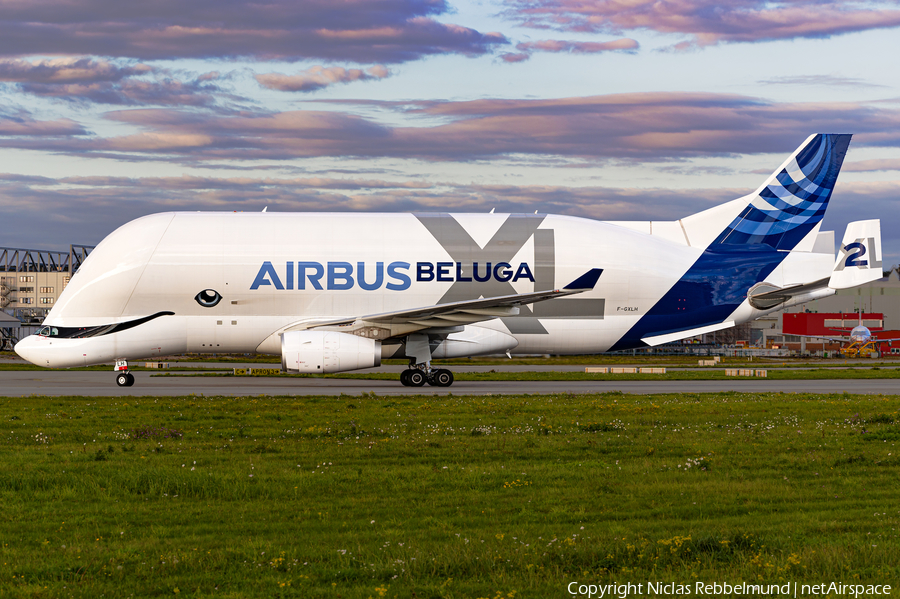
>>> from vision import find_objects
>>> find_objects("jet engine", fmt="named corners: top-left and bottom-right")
top-left (281, 330), bottom-right (381, 374)
top-left (431, 326), bottom-right (518, 358)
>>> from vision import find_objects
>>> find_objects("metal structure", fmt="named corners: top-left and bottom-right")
top-left (0, 245), bottom-right (94, 274)
top-left (0, 328), bottom-right (16, 351)
top-left (1, 244), bottom-right (94, 323)
top-left (0, 310), bottom-right (20, 351)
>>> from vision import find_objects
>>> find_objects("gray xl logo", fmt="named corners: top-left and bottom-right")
top-left (414, 214), bottom-right (604, 334)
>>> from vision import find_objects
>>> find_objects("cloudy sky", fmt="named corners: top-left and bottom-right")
top-left (2, 0), bottom-right (900, 266)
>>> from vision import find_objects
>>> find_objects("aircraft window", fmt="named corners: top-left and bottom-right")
top-left (30, 312), bottom-right (174, 340)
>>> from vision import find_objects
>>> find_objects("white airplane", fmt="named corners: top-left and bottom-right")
top-left (14, 134), bottom-right (885, 387)
top-left (796, 310), bottom-right (900, 357)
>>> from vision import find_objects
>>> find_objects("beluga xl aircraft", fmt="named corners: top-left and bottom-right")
top-left (15, 134), bottom-right (885, 387)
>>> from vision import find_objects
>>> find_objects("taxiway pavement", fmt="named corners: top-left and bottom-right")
top-left (0, 369), bottom-right (897, 397)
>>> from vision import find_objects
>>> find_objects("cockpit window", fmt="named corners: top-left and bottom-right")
top-left (33, 312), bottom-right (174, 339)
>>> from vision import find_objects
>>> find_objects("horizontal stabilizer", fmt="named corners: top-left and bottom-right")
top-left (830, 219), bottom-right (883, 289)
top-left (747, 278), bottom-right (833, 310)
top-left (747, 220), bottom-right (885, 310)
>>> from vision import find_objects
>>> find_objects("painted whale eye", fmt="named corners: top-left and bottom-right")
top-left (195, 289), bottom-right (222, 307)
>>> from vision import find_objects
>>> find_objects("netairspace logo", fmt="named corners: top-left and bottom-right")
top-left (250, 261), bottom-right (535, 291)
top-left (567, 581), bottom-right (892, 598)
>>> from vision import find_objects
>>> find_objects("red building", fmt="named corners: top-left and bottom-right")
top-left (782, 312), bottom-right (900, 352)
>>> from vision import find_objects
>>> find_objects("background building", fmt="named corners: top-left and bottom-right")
top-left (1, 246), bottom-right (93, 322)
top-left (1, 246), bottom-right (93, 348)
top-left (748, 274), bottom-right (900, 351)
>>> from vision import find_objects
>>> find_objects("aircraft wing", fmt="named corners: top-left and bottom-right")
top-left (306, 268), bottom-right (603, 332)
top-left (792, 333), bottom-right (851, 344)
top-left (793, 334), bottom-right (900, 346)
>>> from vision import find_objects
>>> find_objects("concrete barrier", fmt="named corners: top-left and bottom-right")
top-left (585, 367), bottom-right (609, 373)
top-left (726, 368), bottom-right (765, 377)
top-left (639, 367), bottom-right (666, 374)
top-left (143, 362), bottom-right (169, 369)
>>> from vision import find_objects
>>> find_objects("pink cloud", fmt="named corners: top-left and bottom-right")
top-left (0, 170), bottom-right (738, 221)
top-left (104, 95), bottom-right (900, 161)
top-left (3, 93), bottom-right (900, 163)
top-left (500, 52), bottom-right (531, 63)
top-left (0, 57), bottom-right (230, 106)
top-left (255, 65), bottom-right (391, 92)
top-left (842, 159), bottom-right (900, 173)
top-left (502, 0), bottom-right (900, 47)
top-left (0, 0), bottom-right (506, 62)
top-left (0, 57), bottom-right (150, 83)
top-left (54, 174), bottom-right (433, 192)
top-left (0, 111), bottom-right (86, 136)
top-left (20, 77), bottom-right (225, 106)
top-left (516, 38), bottom-right (638, 53)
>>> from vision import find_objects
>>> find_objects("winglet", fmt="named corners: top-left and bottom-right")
top-left (564, 268), bottom-right (603, 290)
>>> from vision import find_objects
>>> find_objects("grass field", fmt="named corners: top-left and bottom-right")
top-left (2, 391), bottom-right (899, 598)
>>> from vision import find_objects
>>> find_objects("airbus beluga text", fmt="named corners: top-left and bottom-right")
top-left (15, 134), bottom-right (884, 387)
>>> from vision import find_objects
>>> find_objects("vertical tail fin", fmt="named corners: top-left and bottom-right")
top-left (610, 134), bottom-right (855, 352)
top-left (830, 219), bottom-right (883, 289)
top-left (715, 133), bottom-right (852, 250)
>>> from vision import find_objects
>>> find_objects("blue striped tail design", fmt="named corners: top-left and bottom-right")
top-left (609, 134), bottom-right (852, 352)
top-left (715, 134), bottom-right (851, 250)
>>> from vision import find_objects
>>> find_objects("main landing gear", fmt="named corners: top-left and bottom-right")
top-left (399, 332), bottom-right (455, 387)
top-left (115, 359), bottom-right (135, 387)
top-left (400, 366), bottom-right (454, 387)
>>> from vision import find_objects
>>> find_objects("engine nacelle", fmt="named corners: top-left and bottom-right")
top-left (431, 326), bottom-right (518, 359)
top-left (281, 330), bottom-right (381, 374)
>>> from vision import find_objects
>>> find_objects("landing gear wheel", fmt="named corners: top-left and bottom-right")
top-left (400, 369), bottom-right (412, 386)
top-left (116, 372), bottom-right (130, 387)
top-left (125, 372), bottom-right (135, 387)
top-left (407, 370), bottom-right (426, 387)
top-left (432, 369), bottom-right (454, 387)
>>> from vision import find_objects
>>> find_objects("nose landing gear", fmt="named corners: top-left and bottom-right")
top-left (114, 359), bottom-right (135, 387)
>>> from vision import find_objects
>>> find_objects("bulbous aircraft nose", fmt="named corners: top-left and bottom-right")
top-left (14, 335), bottom-right (45, 367)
